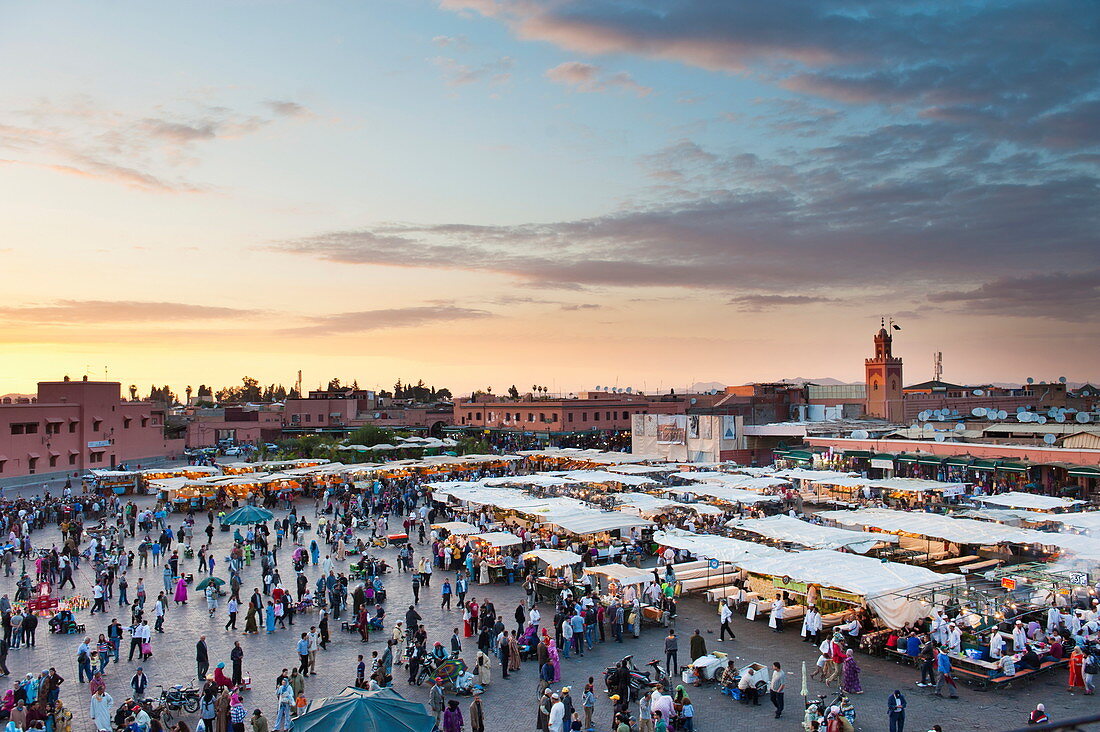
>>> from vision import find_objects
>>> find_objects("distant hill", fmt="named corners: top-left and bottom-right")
top-left (690, 377), bottom-right (860, 392)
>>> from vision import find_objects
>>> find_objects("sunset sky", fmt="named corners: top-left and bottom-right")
top-left (2, 0), bottom-right (1097, 396)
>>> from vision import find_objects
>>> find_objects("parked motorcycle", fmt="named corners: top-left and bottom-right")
top-left (604, 655), bottom-right (654, 701)
top-left (155, 683), bottom-right (201, 714)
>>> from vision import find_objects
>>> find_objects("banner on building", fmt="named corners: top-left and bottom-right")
top-left (657, 415), bottom-right (687, 444)
top-left (721, 416), bottom-right (737, 441)
top-left (688, 415), bottom-right (700, 440)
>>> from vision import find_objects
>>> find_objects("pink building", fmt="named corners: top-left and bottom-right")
top-left (454, 392), bottom-right (687, 433)
top-left (0, 378), bottom-right (183, 481)
top-left (185, 406), bottom-right (285, 448)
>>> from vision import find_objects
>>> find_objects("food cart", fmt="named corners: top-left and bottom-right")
top-left (521, 549), bottom-right (583, 603)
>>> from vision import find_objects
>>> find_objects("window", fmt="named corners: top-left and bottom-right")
top-left (89, 452), bottom-right (102, 464)
top-left (48, 455), bottom-right (58, 468)
top-left (567, 413), bottom-right (574, 423)
top-left (606, 412), bottom-right (611, 421)
top-left (475, 412), bottom-right (482, 421)
top-left (68, 421), bottom-right (77, 433)
top-left (0, 460), bottom-right (4, 474)
top-left (622, 411), bottom-right (629, 419)
top-left (46, 422), bottom-right (60, 435)
top-left (68, 454), bottom-right (77, 466)
top-left (527, 413), bottom-right (534, 422)
top-left (515, 413), bottom-right (520, 422)
top-left (28, 457), bottom-right (37, 474)
top-left (304, 415), bottom-right (311, 422)
top-left (123, 418), bottom-right (132, 429)
top-left (141, 417), bottom-right (149, 428)
top-left (582, 413), bottom-right (588, 422)
top-left (92, 420), bottom-right (102, 431)
top-left (539, 412), bottom-right (545, 422)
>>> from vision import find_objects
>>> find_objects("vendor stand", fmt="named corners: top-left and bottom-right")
top-left (521, 549), bottom-right (583, 603)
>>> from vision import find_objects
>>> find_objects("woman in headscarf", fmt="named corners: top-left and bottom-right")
top-left (463, 602), bottom-right (474, 638)
top-left (174, 576), bottom-right (189, 605)
top-left (213, 663), bottom-right (235, 690)
top-left (1069, 647), bottom-right (1086, 692)
top-left (507, 631), bottom-right (522, 672)
top-left (442, 699), bottom-right (463, 732)
top-left (479, 560), bottom-right (490, 586)
top-left (265, 602), bottom-right (276, 634)
top-left (547, 636), bottom-right (561, 682)
top-left (840, 649), bottom-right (862, 694)
top-left (474, 651), bottom-right (492, 687)
top-left (244, 601), bottom-right (259, 634)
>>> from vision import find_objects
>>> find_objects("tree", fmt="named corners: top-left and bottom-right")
top-left (393, 380), bottom-right (404, 398)
top-left (436, 388), bottom-right (452, 400)
top-left (185, 385), bottom-right (193, 403)
top-left (508, 385), bottom-right (520, 399)
top-left (327, 378), bottom-right (342, 391)
top-left (346, 424), bottom-right (397, 447)
top-left (128, 384), bottom-right (138, 401)
top-left (197, 384), bottom-right (212, 397)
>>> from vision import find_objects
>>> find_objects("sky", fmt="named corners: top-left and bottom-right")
top-left (1, 0), bottom-right (1097, 397)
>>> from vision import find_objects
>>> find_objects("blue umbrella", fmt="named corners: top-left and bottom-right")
top-left (221, 505), bottom-right (274, 525)
top-left (294, 687), bottom-right (434, 732)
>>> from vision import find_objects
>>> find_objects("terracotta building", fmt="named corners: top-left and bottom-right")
top-left (454, 391), bottom-right (688, 434)
top-left (0, 378), bottom-right (183, 482)
top-left (864, 323), bottom-right (905, 421)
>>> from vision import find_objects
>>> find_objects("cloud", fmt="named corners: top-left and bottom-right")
top-left (560, 303), bottom-right (602, 311)
top-left (444, 0), bottom-right (1100, 149)
top-left (0, 300), bottom-right (259, 324)
top-left (432, 35), bottom-right (471, 51)
top-left (264, 100), bottom-right (312, 118)
top-left (284, 305), bottom-right (493, 336)
top-left (0, 96), bottom-right (311, 191)
top-left (545, 62), bottom-right (652, 96)
top-left (930, 270), bottom-right (1100, 320)
top-left (432, 56), bottom-right (514, 87)
top-left (728, 294), bottom-right (836, 312)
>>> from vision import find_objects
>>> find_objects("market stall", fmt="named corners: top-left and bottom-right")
top-left (972, 491), bottom-right (1086, 512)
top-left (521, 549), bottom-right (583, 602)
top-left (726, 514), bottom-right (898, 553)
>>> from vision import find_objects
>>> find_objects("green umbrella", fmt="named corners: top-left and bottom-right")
top-left (195, 576), bottom-right (226, 591)
top-left (221, 505), bottom-right (275, 525)
top-left (294, 687), bottom-right (434, 732)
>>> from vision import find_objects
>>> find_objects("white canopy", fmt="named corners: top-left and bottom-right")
top-left (481, 475), bottom-right (574, 488)
top-left (1052, 512), bottom-right (1100, 535)
top-left (653, 529), bottom-right (787, 564)
top-left (674, 484), bottom-right (781, 505)
top-left (727, 514), bottom-right (898, 553)
top-left (541, 510), bottom-right (652, 536)
top-left (614, 492), bottom-right (723, 517)
top-left (549, 469), bottom-right (658, 486)
top-left (772, 468), bottom-right (858, 482)
top-left (606, 464), bottom-right (675, 475)
top-left (583, 563), bottom-right (652, 586)
top-left (973, 491), bottom-right (1086, 511)
top-left (521, 549), bottom-right (582, 567)
top-left (470, 531), bottom-right (523, 548)
top-left (672, 472), bottom-right (789, 491)
top-left (432, 521), bottom-right (479, 535)
top-left (736, 549), bottom-right (962, 628)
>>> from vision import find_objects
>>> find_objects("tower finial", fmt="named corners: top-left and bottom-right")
top-left (881, 315), bottom-right (885, 328)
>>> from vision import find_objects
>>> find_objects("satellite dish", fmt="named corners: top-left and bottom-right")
top-left (998, 410), bottom-right (1008, 420)
top-left (1016, 406), bottom-right (1026, 413)
top-left (922, 423), bottom-right (933, 431)
top-left (1037, 416), bottom-right (1048, 424)
top-left (1083, 390), bottom-right (1091, 396)
top-left (625, 387), bottom-right (632, 394)
top-left (1055, 413), bottom-right (1066, 423)
top-left (935, 434), bottom-right (946, 442)
top-left (918, 410), bottom-right (930, 421)
top-left (690, 398), bottom-right (697, 405)
top-left (595, 385), bottom-right (601, 391)
top-left (1044, 434), bottom-right (1057, 445)
top-left (1018, 412), bottom-right (1031, 422)
top-left (1060, 376), bottom-right (1068, 384)
top-left (973, 388), bottom-right (984, 396)
top-left (1027, 377), bottom-right (1035, 385)
top-left (1078, 413), bottom-right (1092, 423)
top-left (852, 430), bottom-right (869, 439)
top-left (955, 423), bottom-right (966, 431)
top-left (1047, 408), bottom-right (1058, 417)
top-left (971, 407), bottom-right (986, 417)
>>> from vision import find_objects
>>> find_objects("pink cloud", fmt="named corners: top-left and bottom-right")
top-left (545, 61), bottom-right (652, 97)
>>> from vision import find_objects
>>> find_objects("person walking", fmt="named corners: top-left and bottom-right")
top-left (469, 692), bottom-right (485, 732)
top-left (718, 599), bottom-right (735, 641)
top-left (226, 598), bottom-right (239, 631)
top-left (887, 689), bottom-right (907, 732)
top-left (441, 580), bottom-right (453, 610)
top-left (231, 642), bottom-right (245, 687)
top-left (934, 648), bottom-right (958, 699)
top-left (664, 630), bottom-right (678, 674)
top-left (429, 678), bottom-right (445, 727)
top-left (769, 661), bottom-right (786, 719)
top-left (296, 633), bottom-right (310, 675)
top-left (443, 698), bottom-right (464, 732)
top-left (197, 635), bottom-right (210, 682)
top-left (689, 629), bottom-right (707, 662)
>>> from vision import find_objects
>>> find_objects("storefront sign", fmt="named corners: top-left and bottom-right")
top-left (821, 588), bottom-right (862, 604)
top-left (870, 459), bottom-right (894, 469)
top-left (87, 440), bottom-right (111, 448)
top-left (941, 485), bottom-right (966, 497)
top-left (773, 577), bottom-right (808, 594)
top-left (1070, 572), bottom-right (1089, 586)
top-left (1000, 577), bottom-right (1017, 590)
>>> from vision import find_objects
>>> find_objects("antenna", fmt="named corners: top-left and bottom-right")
top-left (933, 352), bottom-right (943, 381)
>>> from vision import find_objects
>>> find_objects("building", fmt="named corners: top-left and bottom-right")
top-left (453, 391), bottom-right (687, 434)
top-left (0, 377), bottom-right (183, 483)
top-left (184, 406), bottom-right (285, 448)
top-left (865, 323), bottom-right (905, 421)
top-left (283, 387), bottom-right (452, 436)
top-left (631, 414), bottom-right (747, 463)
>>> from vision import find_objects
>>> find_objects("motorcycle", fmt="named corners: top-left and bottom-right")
top-left (155, 683), bottom-right (201, 714)
top-left (644, 659), bottom-right (672, 689)
top-left (603, 655), bottom-right (654, 701)
top-left (803, 691), bottom-right (855, 731)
